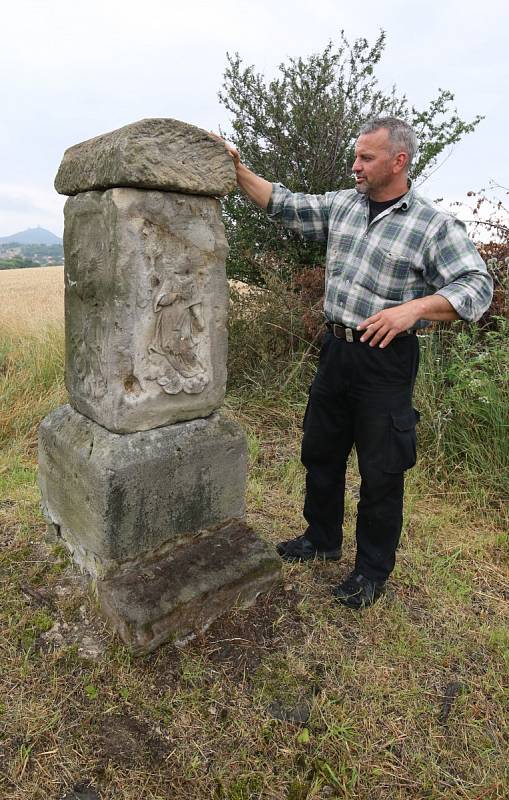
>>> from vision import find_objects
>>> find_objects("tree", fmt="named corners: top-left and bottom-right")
top-left (219, 31), bottom-right (483, 282)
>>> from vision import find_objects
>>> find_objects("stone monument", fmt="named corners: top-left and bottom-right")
top-left (38, 118), bottom-right (280, 654)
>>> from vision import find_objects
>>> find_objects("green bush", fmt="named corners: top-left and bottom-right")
top-left (219, 31), bottom-right (482, 282)
top-left (227, 269), bottom-right (318, 398)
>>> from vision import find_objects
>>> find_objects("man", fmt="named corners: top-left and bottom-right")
top-left (221, 117), bottom-right (493, 609)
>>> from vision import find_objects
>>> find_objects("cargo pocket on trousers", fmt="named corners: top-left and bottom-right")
top-left (384, 408), bottom-right (420, 474)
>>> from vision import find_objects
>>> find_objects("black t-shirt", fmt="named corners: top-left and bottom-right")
top-left (368, 194), bottom-right (405, 224)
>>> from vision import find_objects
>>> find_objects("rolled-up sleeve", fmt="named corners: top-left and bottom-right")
top-left (424, 217), bottom-right (494, 322)
top-left (267, 183), bottom-right (330, 242)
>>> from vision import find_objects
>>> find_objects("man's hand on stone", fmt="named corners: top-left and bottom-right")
top-left (209, 132), bottom-right (240, 168)
top-left (209, 132), bottom-right (272, 208)
top-left (358, 303), bottom-right (420, 348)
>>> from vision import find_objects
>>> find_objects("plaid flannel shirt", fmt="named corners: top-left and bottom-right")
top-left (267, 183), bottom-right (493, 329)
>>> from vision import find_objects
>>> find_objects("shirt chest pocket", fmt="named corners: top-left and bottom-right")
top-left (371, 248), bottom-right (413, 301)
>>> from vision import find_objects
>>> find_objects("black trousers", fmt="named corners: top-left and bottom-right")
top-left (301, 331), bottom-right (420, 582)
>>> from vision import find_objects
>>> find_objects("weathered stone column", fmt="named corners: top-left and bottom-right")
top-left (38, 118), bottom-right (280, 654)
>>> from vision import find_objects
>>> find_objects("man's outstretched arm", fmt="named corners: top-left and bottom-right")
top-left (234, 158), bottom-right (273, 209)
top-left (214, 136), bottom-right (272, 209)
top-left (213, 133), bottom-right (330, 241)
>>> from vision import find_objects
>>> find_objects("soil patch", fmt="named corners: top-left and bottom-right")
top-left (189, 584), bottom-right (304, 679)
top-left (94, 714), bottom-right (169, 766)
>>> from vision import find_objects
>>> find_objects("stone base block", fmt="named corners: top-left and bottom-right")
top-left (38, 405), bottom-right (247, 577)
top-left (96, 521), bottom-right (281, 654)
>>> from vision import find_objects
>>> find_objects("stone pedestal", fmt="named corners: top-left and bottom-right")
top-left (38, 118), bottom-right (280, 653)
top-left (39, 405), bottom-right (247, 577)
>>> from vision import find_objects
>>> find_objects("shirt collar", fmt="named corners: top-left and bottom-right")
top-left (394, 180), bottom-right (414, 211)
top-left (359, 179), bottom-right (414, 211)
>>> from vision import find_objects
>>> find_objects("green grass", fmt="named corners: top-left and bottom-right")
top-left (414, 320), bottom-right (509, 510)
top-left (1, 319), bottom-right (508, 799)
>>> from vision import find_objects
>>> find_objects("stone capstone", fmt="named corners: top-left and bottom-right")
top-left (38, 405), bottom-right (247, 578)
top-left (54, 118), bottom-right (236, 197)
top-left (63, 188), bottom-right (228, 433)
top-left (97, 520), bottom-right (281, 654)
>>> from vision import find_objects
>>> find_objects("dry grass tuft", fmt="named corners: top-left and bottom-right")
top-left (0, 327), bottom-right (66, 460)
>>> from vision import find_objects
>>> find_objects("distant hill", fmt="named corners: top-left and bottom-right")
top-left (0, 227), bottom-right (62, 245)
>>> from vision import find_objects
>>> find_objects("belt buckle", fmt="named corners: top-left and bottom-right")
top-left (345, 328), bottom-right (354, 343)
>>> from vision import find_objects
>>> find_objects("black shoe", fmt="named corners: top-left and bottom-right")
top-left (276, 534), bottom-right (341, 563)
top-left (332, 570), bottom-right (386, 609)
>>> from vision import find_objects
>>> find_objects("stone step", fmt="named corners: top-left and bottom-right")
top-left (96, 521), bottom-right (280, 655)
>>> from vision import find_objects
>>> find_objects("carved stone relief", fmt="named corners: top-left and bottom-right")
top-left (148, 265), bottom-right (209, 395)
top-left (66, 212), bottom-right (109, 401)
top-left (64, 188), bottom-right (229, 433)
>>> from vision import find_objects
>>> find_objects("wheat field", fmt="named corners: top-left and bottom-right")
top-left (0, 265), bottom-right (64, 335)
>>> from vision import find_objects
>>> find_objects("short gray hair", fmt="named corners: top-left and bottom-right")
top-left (359, 117), bottom-right (418, 169)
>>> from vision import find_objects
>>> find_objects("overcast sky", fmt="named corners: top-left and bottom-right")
top-left (1, 0), bottom-right (507, 238)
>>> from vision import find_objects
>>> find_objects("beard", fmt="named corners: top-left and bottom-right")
top-left (353, 167), bottom-right (395, 198)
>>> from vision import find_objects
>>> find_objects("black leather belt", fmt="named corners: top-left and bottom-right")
top-left (325, 322), bottom-right (415, 342)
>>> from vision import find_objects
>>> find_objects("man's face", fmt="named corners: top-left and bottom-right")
top-left (352, 129), bottom-right (405, 199)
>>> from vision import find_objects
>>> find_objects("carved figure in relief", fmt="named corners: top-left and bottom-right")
top-left (148, 267), bottom-right (209, 395)
top-left (74, 310), bottom-right (108, 399)
top-left (70, 233), bottom-right (108, 399)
